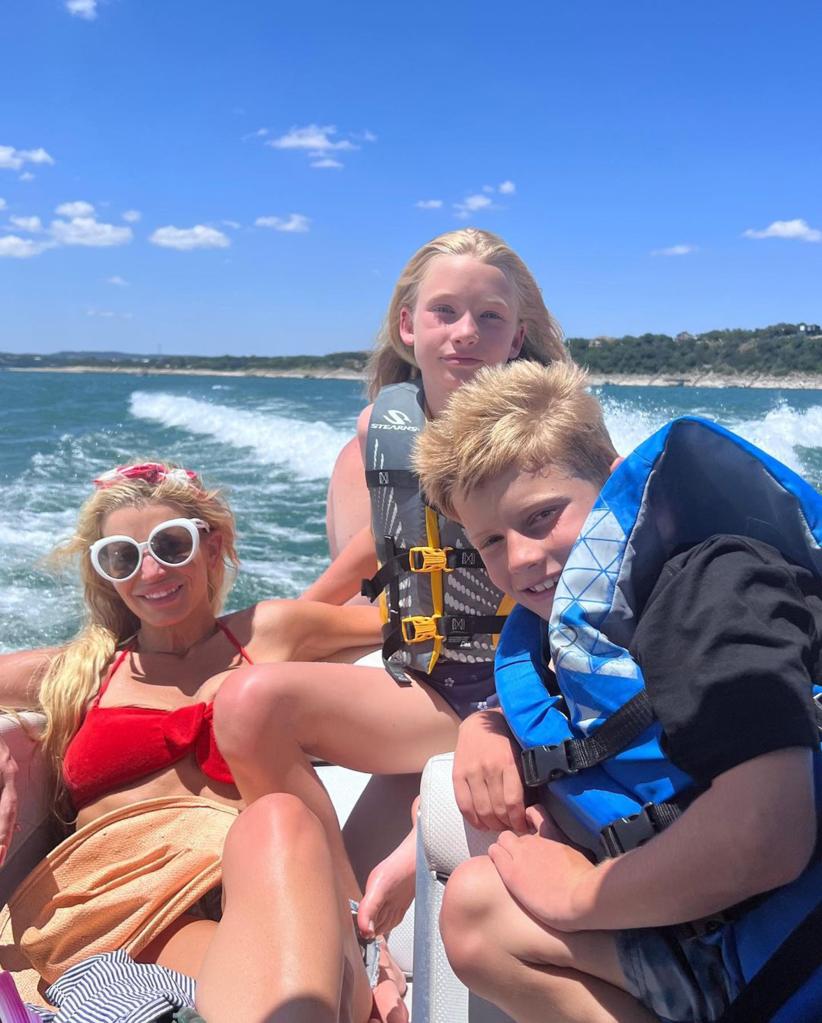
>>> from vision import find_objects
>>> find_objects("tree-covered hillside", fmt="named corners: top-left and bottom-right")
top-left (567, 323), bottom-right (821, 377)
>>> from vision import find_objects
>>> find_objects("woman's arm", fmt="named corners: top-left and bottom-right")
top-left (0, 648), bottom-right (56, 710)
top-left (490, 746), bottom-right (816, 932)
top-left (250, 599), bottom-right (382, 663)
top-left (0, 647), bottom-right (57, 864)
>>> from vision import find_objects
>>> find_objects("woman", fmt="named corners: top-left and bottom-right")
top-left (0, 461), bottom-right (400, 1023)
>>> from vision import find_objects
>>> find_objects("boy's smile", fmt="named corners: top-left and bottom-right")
top-left (452, 464), bottom-right (605, 620)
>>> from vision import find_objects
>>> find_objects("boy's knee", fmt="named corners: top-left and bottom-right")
top-left (213, 663), bottom-right (300, 757)
top-left (440, 858), bottom-right (501, 978)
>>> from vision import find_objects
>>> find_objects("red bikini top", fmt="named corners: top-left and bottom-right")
top-left (62, 621), bottom-right (252, 811)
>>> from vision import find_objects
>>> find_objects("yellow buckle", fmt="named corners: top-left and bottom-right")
top-left (408, 546), bottom-right (453, 573)
top-left (401, 615), bottom-right (441, 644)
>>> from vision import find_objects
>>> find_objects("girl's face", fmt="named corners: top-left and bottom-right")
top-left (399, 255), bottom-right (524, 416)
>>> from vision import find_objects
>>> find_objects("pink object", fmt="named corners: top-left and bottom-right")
top-left (92, 463), bottom-right (198, 489)
top-left (0, 972), bottom-right (39, 1022)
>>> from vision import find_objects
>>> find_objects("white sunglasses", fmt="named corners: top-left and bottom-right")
top-left (89, 517), bottom-right (210, 583)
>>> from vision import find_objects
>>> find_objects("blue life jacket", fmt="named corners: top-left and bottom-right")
top-left (495, 416), bottom-right (821, 1022)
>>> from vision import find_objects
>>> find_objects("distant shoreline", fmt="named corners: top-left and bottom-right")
top-left (7, 365), bottom-right (822, 390)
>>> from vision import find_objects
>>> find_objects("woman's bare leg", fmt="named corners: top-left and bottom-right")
top-left (440, 857), bottom-right (655, 1023)
top-left (214, 663), bottom-right (459, 905)
top-left (196, 794), bottom-right (375, 1023)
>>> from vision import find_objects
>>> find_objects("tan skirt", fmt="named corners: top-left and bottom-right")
top-left (0, 795), bottom-right (238, 1005)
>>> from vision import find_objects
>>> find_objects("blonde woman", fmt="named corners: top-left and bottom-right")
top-left (0, 462), bottom-right (398, 1023)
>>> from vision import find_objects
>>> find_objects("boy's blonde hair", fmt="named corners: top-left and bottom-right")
top-left (367, 227), bottom-right (567, 398)
top-left (414, 360), bottom-right (617, 518)
top-left (36, 464), bottom-right (239, 816)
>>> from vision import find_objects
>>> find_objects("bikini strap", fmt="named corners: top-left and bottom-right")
top-left (93, 644), bottom-right (134, 707)
top-left (217, 620), bottom-right (253, 665)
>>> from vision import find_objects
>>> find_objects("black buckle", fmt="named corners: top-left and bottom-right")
top-left (521, 743), bottom-right (577, 787)
top-left (360, 577), bottom-right (379, 602)
top-left (600, 805), bottom-right (659, 857)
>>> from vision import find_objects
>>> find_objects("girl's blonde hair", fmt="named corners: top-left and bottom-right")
top-left (37, 464), bottom-right (239, 816)
top-left (366, 227), bottom-right (568, 398)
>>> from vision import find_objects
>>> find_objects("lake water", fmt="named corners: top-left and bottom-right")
top-left (2, 370), bottom-right (821, 651)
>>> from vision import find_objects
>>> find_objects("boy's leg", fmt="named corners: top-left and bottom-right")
top-left (214, 663), bottom-right (459, 908)
top-left (440, 856), bottom-right (655, 1023)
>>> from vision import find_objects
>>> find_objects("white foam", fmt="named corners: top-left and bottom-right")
top-left (601, 396), bottom-right (822, 482)
top-left (129, 391), bottom-right (351, 480)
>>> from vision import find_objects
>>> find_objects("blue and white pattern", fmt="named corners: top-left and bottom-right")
top-left (29, 951), bottom-right (195, 1023)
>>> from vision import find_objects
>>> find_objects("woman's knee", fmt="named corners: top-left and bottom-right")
top-left (223, 793), bottom-right (325, 873)
top-left (213, 663), bottom-right (302, 757)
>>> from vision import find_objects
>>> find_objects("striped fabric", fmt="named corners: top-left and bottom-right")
top-left (29, 950), bottom-right (196, 1023)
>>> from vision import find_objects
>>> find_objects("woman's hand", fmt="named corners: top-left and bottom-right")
top-left (0, 737), bottom-right (19, 866)
top-left (452, 707), bottom-right (528, 834)
top-left (488, 805), bottom-right (596, 932)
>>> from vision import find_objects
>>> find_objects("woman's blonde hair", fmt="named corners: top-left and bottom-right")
top-left (366, 227), bottom-right (568, 398)
top-left (37, 464), bottom-right (239, 816)
top-left (414, 360), bottom-right (617, 519)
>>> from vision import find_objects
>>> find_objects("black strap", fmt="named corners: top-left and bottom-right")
top-left (381, 613), bottom-right (508, 661)
top-left (522, 690), bottom-right (655, 785)
top-left (599, 796), bottom-right (691, 856)
top-left (718, 900), bottom-right (822, 1023)
top-left (365, 469), bottom-right (419, 489)
top-left (361, 547), bottom-right (487, 602)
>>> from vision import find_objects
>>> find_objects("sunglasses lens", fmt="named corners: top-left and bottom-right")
top-left (97, 540), bottom-right (140, 580)
top-left (150, 524), bottom-right (195, 566)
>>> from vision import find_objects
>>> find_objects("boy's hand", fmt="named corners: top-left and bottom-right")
top-left (488, 805), bottom-right (595, 932)
top-left (452, 708), bottom-right (528, 834)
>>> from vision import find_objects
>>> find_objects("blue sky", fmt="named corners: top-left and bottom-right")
top-left (1, 0), bottom-right (820, 356)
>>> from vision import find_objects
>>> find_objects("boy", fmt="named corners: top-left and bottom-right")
top-left (413, 360), bottom-right (820, 1023)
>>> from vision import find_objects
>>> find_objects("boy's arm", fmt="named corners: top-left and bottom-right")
top-left (490, 745), bottom-right (816, 932)
top-left (452, 707), bottom-right (528, 834)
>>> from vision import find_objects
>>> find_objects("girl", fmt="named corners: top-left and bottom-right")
top-left (215, 227), bottom-right (569, 940)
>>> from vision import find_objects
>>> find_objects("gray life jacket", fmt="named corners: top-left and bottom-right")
top-left (361, 380), bottom-right (513, 682)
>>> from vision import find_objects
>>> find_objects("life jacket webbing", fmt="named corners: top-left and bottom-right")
top-left (522, 690), bottom-right (656, 786)
top-left (718, 900), bottom-right (822, 1023)
top-left (361, 545), bottom-right (486, 602)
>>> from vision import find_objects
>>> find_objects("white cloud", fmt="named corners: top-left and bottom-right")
top-left (19, 172), bottom-right (35, 182)
top-left (122, 209), bottom-right (141, 223)
top-left (269, 124), bottom-right (356, 153)
top-left (51, 216), bottom-right (132, 247)
top-left (454, 193), bottom-right (493, 218)
top-left (149, 224), bottom-right (230, 250)
top-left (255, 213), bottom-right (311, 233)
top-left (651, 244), bottom-right (697, 257)
top-left (498, 180), bottom-right (516, 195)
top-left (66, 0), bottom-right (98, 19)
top-left (0, 235), bottom-right (53, 259)
top-left (55, 199), bottom-right (95, 218)
top-left (0, 199), bottom-right (5, 210)
top-left (9, 215), bottom-right (43, 233)
top-left (221, 219), bottom-right (241, 229)
top-left (87, 308), bottom-right (116, 318)
top-left (416, 199), bottom-right (443, 210)
top-left (742, 218), bottom-right (821, 243)
top-left (106, 275), bottom-right (129, 286)
top-left (0, 146), bottom-right (55, 171)
top-left (267, 123), bottom-right (375, 169)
